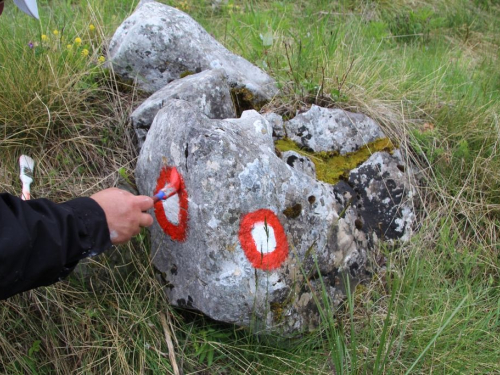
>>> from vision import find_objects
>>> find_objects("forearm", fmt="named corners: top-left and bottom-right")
top-left (0, 193), bottom-right (112, 300)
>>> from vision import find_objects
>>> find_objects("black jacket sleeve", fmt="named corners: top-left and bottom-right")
top-left (0, 193), bottom-right (112, 300)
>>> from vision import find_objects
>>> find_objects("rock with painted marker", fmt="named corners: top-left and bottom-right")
top-left (136, 100), bottom-right (416, 335)
top-left (285, 105), bottom-right (386, 155)
top-left (108, 0), bottom-right (277, 109)
top-left (131, 69), bottom-right (236, 147)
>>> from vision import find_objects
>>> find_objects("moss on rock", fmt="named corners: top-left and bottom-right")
top-left (275, 137), bottom-right (395, 185)
top-left (179, 70), bottom-right (195, 78)
top-left (283, 203), bottom-right (303, 219)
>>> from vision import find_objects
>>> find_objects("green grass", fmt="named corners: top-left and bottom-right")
top-left (1, 0), bottom-right (500, 373)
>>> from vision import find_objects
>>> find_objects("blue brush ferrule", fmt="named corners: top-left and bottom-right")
top-left (155, 190), bottom-right (167, 200)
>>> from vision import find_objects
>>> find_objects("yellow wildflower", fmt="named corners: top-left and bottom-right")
top-left (41, 34), bottom-right (49, 42)
top-left (53, 30), bottom-right (59, 36)
top-left (89, 24), bottom-right (96, 32)
top-left (67, 44), bottom-right (73, 50)
top-left (81, 48), bottom-right (89, 57)
top-left (98, 55), bottom-right (106, 63)
top-left (74, 37), bottom-right (82, 45)
top-left (227, 3), bottom-right (241, 14)
top-left (178, 1), bottom-right (190, 11)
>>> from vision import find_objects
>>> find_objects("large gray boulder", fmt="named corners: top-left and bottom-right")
top-left (136, 100), bottom-right (416, 335)
top-left (131, 69), bottom-right (236, 147)
top-left (108, 1), bottom-right (278, 108)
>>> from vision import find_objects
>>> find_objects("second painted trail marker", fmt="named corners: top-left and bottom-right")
top-left (238, 209), bottom-right (289, 270)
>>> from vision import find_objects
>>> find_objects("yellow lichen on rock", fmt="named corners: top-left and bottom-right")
top-left (275, 137), bottom-right (395, 184)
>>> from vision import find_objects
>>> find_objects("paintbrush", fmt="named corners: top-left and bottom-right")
top-left (153, 167), bottom-right (181, 202)
top-left (19, 155), bottom-right (35, 201)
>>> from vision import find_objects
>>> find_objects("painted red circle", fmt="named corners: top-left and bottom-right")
top-left (154, 167), bottom-right (188, 242)
top-left (238, 209), bottom-right (289, 270)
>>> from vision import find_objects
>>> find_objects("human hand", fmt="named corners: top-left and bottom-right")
top-left (90, 188), bottom-right (154, 244)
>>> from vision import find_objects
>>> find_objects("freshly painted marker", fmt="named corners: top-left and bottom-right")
top-left (153, 166), bottom-right (181, 202)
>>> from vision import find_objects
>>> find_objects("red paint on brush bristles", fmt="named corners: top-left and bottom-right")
top-left (154, 166), bottom-right (188, 242)
top-left (238, 209), bottom-right (289, 270)
top-left (166, 167), bottom-right (181, 194)
top-left (153, 167), bottom-right (181, 202)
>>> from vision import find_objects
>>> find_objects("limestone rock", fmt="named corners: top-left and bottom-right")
top-left (108, 1), bottom-right (278, 108)
top-left (135, 0), bottom-right (155, 8)
top-left (135, 100), bottom-right (416, 335)
top-left (281, 151), bottom-right (316, 179)
top-left (348, 151), bottom-right (416, 243)
top-left (131, 69), bottom-right (236, 147)
top-left (285, 105), bottom-right (385, 154)
top-left (263, 112), bottom-right (286, 140)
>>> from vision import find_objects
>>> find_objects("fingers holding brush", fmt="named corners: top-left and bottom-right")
top-left (91, 188), bottom-right (154, 244)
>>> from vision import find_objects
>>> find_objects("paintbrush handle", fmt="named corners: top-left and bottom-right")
top-left (153, 190), bottom-right (167, 202)
top-left (19, 155), bottom-right (35, 201)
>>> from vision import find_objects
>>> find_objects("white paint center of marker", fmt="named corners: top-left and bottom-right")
top-left (251, 222), bottom-right (277, 254)
top-left (163, 193), bottom-right (180, 225)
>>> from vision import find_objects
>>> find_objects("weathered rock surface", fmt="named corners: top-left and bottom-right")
top-left (263, 112), bottom-right (286, 140)
top-left (285, 105), bottom-right (385, 154)
top-left (131, 69), bottom-right (236, 147)
top-left (108, 0), bottom-right (278, 107)
top-left (136, 100), bottom-right (416, 335)
top-left (348, 151), bottom-right (416, 242)
top-left (281, 151), bottom-right (317, 179)
top-left (280, 105), bottom-right (416, 243)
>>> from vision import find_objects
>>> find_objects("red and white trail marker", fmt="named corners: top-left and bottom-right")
top-left (238, 209), bottom-right (289, 270)
top-left (154, 166), bottom-right (188, 242)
